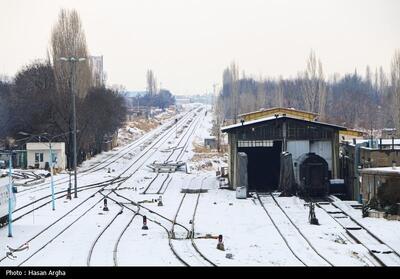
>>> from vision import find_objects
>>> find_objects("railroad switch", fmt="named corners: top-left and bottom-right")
top-left (157, 196), bottom-right (163, 206)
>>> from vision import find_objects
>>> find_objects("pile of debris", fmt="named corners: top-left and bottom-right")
top-left (12, 170), bottom-right (49, 186)
top-left (147, 161), bottom-right (186, 173)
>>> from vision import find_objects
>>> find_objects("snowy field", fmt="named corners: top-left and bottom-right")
top-left (1, 104), bottom-right (399, 267)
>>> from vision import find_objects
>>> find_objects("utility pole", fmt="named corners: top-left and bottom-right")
top-left (60, 56), bottom-right (86, 199)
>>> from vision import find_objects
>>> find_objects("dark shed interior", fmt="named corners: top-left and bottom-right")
top-left (238, 141), bottom-right (282, 192)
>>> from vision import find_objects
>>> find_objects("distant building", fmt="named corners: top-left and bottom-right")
top-left (26, 142), bottom-right (66, 170)
top-left (89, 55), bottom-right (104, 87)
top-left (204, 137), bottom-right (217, 149)
top-left (174, 94), bottom-right (212, 105)
top-left (175, 97), bottom-right (191, 105)
top-left (359, 166), bottom-right (400, 209)
top-left (125, 107), bottom-right (150, 121)
top-left (382, 128), bottom-right (396, 139)
top-left (102, 133), bottom-right (119, 152)
top-left (339, 129), bottom-right (365, 143)
top-left (340, 139), bottom-right (400, 201)
top-left (121, 91), bottom-right (148, 108)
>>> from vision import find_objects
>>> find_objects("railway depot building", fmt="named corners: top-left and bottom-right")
top-left (221, 107), bottom-right (346, 194)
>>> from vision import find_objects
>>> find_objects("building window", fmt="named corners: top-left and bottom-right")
top-left (238, 140), bottom-right (273, 147)
top-left (35, 153), bottom-right (44, 163)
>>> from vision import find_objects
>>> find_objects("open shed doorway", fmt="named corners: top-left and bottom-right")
top-left (238, 141), bottom-right (282, 192)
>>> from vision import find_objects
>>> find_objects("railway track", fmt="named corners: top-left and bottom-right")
top-left (316, 199), bottom-right (400, 266)
top-left (59, 109), bottom-right (204, 266)
top-left (106, 192), bottom-right (189, 266)
top-left (12, 176), bottom-right (127, 223)
top-left (255, 192), bottom-right (333, 266)
top-left (0, 107), bottom-right (204, 266)
top-left (14, 109), bottom-right (192, 198)
top-left (189, 176), bottom-right (217, 266)
top-left (87, 200), bottom-right (124, 266)
top-left (109, 188), bottom-right (216, 266)
top-left (112, 206), bottom-right (140, 266)
top-left (142, 107), bottom-right (205, 195)
top-left (7, 109), bottom-right (197, 222)
top-left (1, 179), bottom-right (125, 266)
top-left (169, 175), bottom-right (217, 266)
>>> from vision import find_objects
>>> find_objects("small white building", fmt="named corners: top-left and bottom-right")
top-left (26, 142), bottom-right (67, 170)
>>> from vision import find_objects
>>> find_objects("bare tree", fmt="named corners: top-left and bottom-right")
top-left (317, 60), bottom-right (327, 120)
top-left (374, 67), bottom-right (379, 93)
top-left (239, 90), bottom-right (253, 114)
top-left (255, 77), bottom-right (265, 110)
top-left (230, 62), bottom-right (239, 123)
top-left (302, 50), bottom-right (318, 112)
top-left (379, 66), bottom-right (388, 93)
top-left (213, 94), bottom-right (225, 152)
top-left (146, 69), bottom-right (157, 96)
top-left (302, 50), bottom-right (326, 115)
top-left (391, 49), bottom-right (400, 135)
top-left (365, 65), bottom-right (372, 85)
top-left (49, 8), bottom-right (93, 167)
top-left (50, 8), bottom-right (92, 99)
top-left (277, 77), bottom-right (284, 107)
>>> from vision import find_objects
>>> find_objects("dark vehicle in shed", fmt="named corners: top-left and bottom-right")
top-left (297, 152), bottom-right (329, 197)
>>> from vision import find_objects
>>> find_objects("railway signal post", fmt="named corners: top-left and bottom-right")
top-left (142, 216), bottom-right (148, 230)
top-left (103, 198), bottom-right (109, 211)
top-left (217, 234), bottom-right (225, 251)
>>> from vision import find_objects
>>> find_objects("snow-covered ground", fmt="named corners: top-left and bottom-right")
top-left (1, 104), bottom-right (399, 267)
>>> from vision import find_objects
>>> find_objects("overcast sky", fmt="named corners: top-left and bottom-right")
top-left (1, 0), bottom-right (399, 95)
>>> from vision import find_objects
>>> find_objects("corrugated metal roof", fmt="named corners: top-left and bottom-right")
top-left (221, 115), bottom-right (346, 132)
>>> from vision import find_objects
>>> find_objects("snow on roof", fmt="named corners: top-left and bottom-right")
top-left (221, 115), bottom-right (346, 132)
top-left (238, 107), bottom-right (318, 117)
top-left (26, 142), bottom-right (65, 150)
top-left (359, 167), bottom-right (400, 175)
top-left (348, 139), bottom-right (400, 145)
top-left (221, 115), bottom-right (277, 131)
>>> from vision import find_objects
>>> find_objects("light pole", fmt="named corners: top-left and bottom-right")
top-left (2, 135), bottom-right (36, 237)
top-left (7, 151), bottom-right (13, 237)
top-left (0, 150), bottom-right (15, 237)
top-left (175, 118), bottom-right (178, 138)
top-left (59, 56), bottom-right (86, 198)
